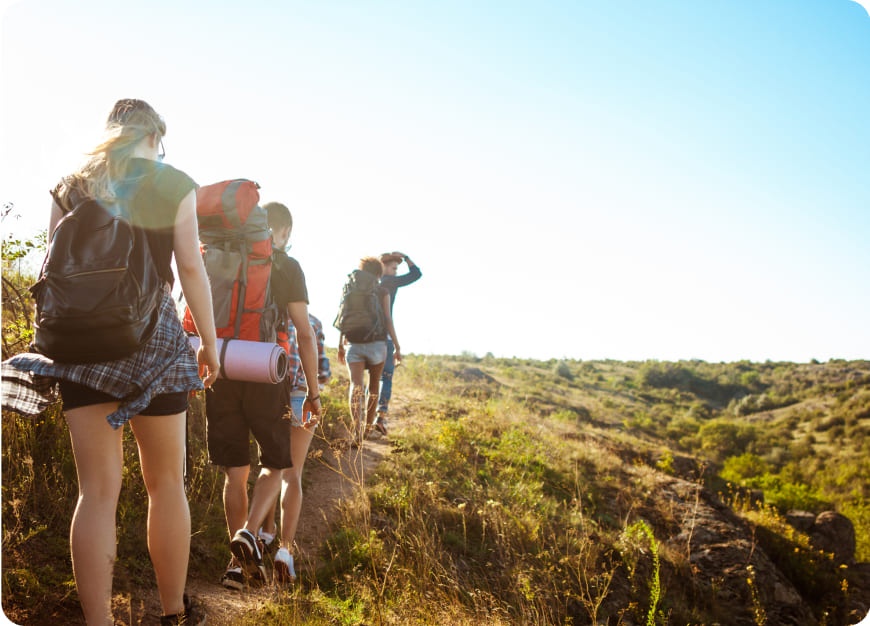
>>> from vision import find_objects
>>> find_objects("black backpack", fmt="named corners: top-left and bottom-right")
top-left (333, 269), bottom-right (386, 343)
top-left (29, 189), bottom-right (163, 363)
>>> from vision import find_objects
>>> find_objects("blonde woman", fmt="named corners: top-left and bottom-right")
top-left (3, 99), bottom-right (219, 625)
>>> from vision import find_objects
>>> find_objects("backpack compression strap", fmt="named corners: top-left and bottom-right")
top-left (218, 338), bottom-right (233, 380)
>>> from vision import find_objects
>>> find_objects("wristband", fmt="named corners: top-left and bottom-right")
top-left (307, 395), bottom-right (320, 402)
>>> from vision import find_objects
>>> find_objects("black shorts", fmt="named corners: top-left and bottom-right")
top-left (59, 379), bottom-right (188, 416)
top-left (205, 378), bottom-right (292, 470)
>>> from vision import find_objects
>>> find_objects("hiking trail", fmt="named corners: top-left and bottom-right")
top-left (124, 399), bottom-right (406, 625)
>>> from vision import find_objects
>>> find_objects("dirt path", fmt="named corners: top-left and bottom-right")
top-left (128, 406), bottom-right (401, 625)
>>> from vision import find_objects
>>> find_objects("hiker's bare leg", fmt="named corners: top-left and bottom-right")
top-left (280, 425), bottom-right (315, 551)
top-left (348, 361), bottom-right (367, 437)
top-left (223, 465), bottom-right (250, 541)
top-left (66, 402), bottom-right (124, 626)
top-left (261, 497), bottom-right (278, 538)
top-left (130, 412), bottom-right (189, 617)
top-left (246, 466), bottom-right (283, 533)
top-left (366, 362), bottom-right (385, 428)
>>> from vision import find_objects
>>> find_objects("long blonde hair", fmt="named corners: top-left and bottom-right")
top-left (58, 99), bottom-right (166, 205)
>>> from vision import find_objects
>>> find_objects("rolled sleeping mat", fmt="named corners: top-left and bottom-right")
top-left (188, 336), bottom-right (288, 384)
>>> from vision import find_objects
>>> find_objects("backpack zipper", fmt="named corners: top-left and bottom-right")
top-left (51, 267), bottom-right (128, 279)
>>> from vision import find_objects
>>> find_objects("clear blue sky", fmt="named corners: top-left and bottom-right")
top-left (2, 0), bottom-right (869, 363)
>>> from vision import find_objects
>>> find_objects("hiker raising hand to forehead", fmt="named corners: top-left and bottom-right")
top-left (375, 250), bottom-right (421, 433)
top-left (2, 98), bottom-right (217, 625)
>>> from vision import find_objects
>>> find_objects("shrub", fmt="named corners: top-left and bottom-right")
top-left (721, 453), bottom-right (772, 483)
top-left (554, 360), bottom-right (574, 381)
top-left (697, 420), bottom-right (757, 461)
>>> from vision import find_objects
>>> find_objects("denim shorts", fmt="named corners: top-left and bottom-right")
top-left (346, 341), bottom-right (387, 366)
top-left (288, 390), bottom-right (307, 427)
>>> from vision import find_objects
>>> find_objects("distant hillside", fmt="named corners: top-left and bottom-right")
top-left (436, 355), bottom-right (870, 553)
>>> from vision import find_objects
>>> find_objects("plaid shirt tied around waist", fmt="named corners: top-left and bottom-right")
top-left (2, 291), bottom-right (203, 428)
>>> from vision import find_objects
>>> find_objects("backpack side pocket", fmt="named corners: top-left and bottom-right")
top-left (203, 246), bottom-right (242, 329)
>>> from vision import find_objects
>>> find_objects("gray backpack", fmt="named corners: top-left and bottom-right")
top-left (333, 269), bottom-right (386, 343)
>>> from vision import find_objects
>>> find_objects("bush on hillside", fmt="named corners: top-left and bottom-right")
top-left (553, 360), bottom-right (574, 381)
top-left (691, 420), bottom-right (757, 461)
top-left (1, 209), bottom-right (44, 359)
top-left (731, 392), bottom-right (799, 416)
top-left (721, 452), bottom-right (772, 483)
top-left (636, 360), bottom-right (748, 405)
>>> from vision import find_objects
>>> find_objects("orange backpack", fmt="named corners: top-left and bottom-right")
top-left (182, 179), bottom-right (282, 344)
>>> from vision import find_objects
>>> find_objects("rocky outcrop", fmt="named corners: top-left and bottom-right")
top-left (811, 511), bottom-right (856, 565)
top-left (787, 509), bottom-right (857, 564)
top-left (658, 478), bottom-right (818, 625)
top-left (785, 509), bottom-right (816, 533)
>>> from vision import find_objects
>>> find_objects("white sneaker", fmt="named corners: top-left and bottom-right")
top-left (274, 547), bottom-right (296, 584)
top-left (220, 560), bottom-right (244, 591)
top-left (257, 527), bottom-right (275, 547)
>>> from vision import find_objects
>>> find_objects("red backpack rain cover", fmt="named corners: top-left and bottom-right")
top-left (183, 179), bottom-right (279, 343)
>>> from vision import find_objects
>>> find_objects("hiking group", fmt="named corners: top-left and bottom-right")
top-left (1, 99), bottom-right (421, 625)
